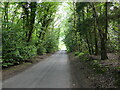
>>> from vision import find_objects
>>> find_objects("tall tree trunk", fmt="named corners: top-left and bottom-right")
top-left (102, 2), bottom-right (108, 59)
top-left (87, 6), bottom-right (94, 54)
top-left (105, 2), bottom-right (108, 41)
top-left (100, 2), bottom-right (109, 60)
top-left (86, 34), bottom-right (92, 55)
top-left (90, 33), bottom-right (94, 54)
top-left (93, 18), bottom-right (98, 55)
top-left (27, 2), bottom-right (37, 42)
top-left (91, 3), bottom-right (108, 60)
top-left (22, 2), bottom-right (29, 41)
top-left (118, 11), bottom-right (120, 60)
top-left (101, 36), bottom-right (108, 60)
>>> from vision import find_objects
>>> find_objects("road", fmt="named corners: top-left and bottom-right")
top-left (3, 50), bottom-right (71, 88)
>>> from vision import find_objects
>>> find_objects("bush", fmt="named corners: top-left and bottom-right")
top-left (74, 52), bottom-right (80, 56)
top-left (45, 46), bottom-right (58, 53)
top-left (37, 44), bottom-right (46, 55)
top-left (74, 51), bottom-right (89, 56)
top-left (2, 44), bottom-right (37, 67)
top-left (2, 50), bottom-right (23, 64)
top-left (77, 52), bottom-right (85, 57)
top-left (18, 45), bottom-right (37, 59)
top-left (91, 60), bottom-right (107, 74)
top-left (74, 52), bottom-right (89, 61)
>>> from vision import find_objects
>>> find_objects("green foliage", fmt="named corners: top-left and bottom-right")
top-left (44, 33), bottom-right (59, 53)
top-left (77, 52), bottom-right (85, 57)
top-left (19, 45), bottom-right (37, 59)
top-left (115, 66), bottom-right (120, 70)
top-left (64, 2), bottom-right (120, 60)
top-left (91, 60), bottom-right (107, 74)
top-left (37, 44), bottom-right (46, 55)
top-left (74, 51), bottom-right (90, 62)
top-left (1, 2), bottom-right (60, 67)
top-left (2, 62), bottom-right (14, 67)
top-left (42, 27), bottom-right (59, 53)
top-left (74, 52), bottom-right (80, 56)
top-left (74, 52), bottom-right (85, 57)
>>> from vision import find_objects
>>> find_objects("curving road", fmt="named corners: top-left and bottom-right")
top-left (3, 50), bottom-right (71, 88)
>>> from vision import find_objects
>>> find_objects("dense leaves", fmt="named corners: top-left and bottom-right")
top-left (1, 2), bottom-right (120, 67)
top-left (64, 2), bottom-right (120, 60)
top-left (1, 2), bottom-right (60, 67)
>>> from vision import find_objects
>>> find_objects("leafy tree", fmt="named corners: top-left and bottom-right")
top-left (64, 2), bottom-right (120, 60)
top-left (1, 2), bottom-right (60, 67)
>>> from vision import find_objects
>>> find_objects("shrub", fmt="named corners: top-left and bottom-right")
top-left (74, 52), bottom-right (80, 56)
top-left (37, 44), bottom-right (46, 55)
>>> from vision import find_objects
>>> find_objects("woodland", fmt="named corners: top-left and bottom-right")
top-left (0, 2), bottom-right (120, 83)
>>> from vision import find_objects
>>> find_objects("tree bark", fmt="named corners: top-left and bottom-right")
top-left (118, 12), bottom-right (120, 60)
top-left (89, 32), bottom-right (94, 54)
top-left (86, 34), bottom-right (92, 55)
top-left (27, 2), bottom-right (37, 42)
top-left (93, 17), bottom-right (98, 55)
top-left (22, 2), bottom-right (29, 41)
top-left (91, 3), bottom-right (108, 60)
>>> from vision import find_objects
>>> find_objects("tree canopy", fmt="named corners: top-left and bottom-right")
top-left (1, 2), bottom-right (61, 67)
top-left (1, 2), bottom-right (120, 67)
top-left (64, 2), bottom-right (120, 60)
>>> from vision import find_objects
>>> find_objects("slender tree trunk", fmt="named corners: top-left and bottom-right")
top-left (27, 2), bottom-right (37, 42)
top-left (118, 29), bottom-right (120, 60)
top-left (100, 2), bottom-right (108, 60)
top-left (86, 6), bottom-right (94, 54)
top-left (91, 3), bottom-right (108, 60)
top-left (118, 12), bottom-right (120, 60)
top-left (86, 34), bottom-right (92, 55)
top-left (40, 18), bottom-right (52, 40)
top-left (22, 2), bottom-right (29, 41)
top-left (105, 2), bottom-right (108, 41)
top-left (89, 32), bottom-right (94, 54)
top-left (39, 13), bottom-right (52, 40)
top-left (94, 18), bottom-right (98, 55)
top-left (101, 36), bottom-right (108, 60)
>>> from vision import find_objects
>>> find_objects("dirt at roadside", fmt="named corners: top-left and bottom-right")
top-left (69, 53), bottom-right (95, 88)
top-left (2, 53), bottom-right (52, 81)
top-left (69, 53), bottom-right (118, 88)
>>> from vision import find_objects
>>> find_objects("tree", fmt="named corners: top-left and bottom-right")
top-left (1, 2), bottom-right (60, 67)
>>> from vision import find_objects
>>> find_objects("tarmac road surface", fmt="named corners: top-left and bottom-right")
top-left (3, 50), bottom-right (71, 88)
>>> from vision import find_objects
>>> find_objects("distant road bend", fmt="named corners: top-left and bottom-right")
top-left (3, 50), bottom-right (71, 88)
